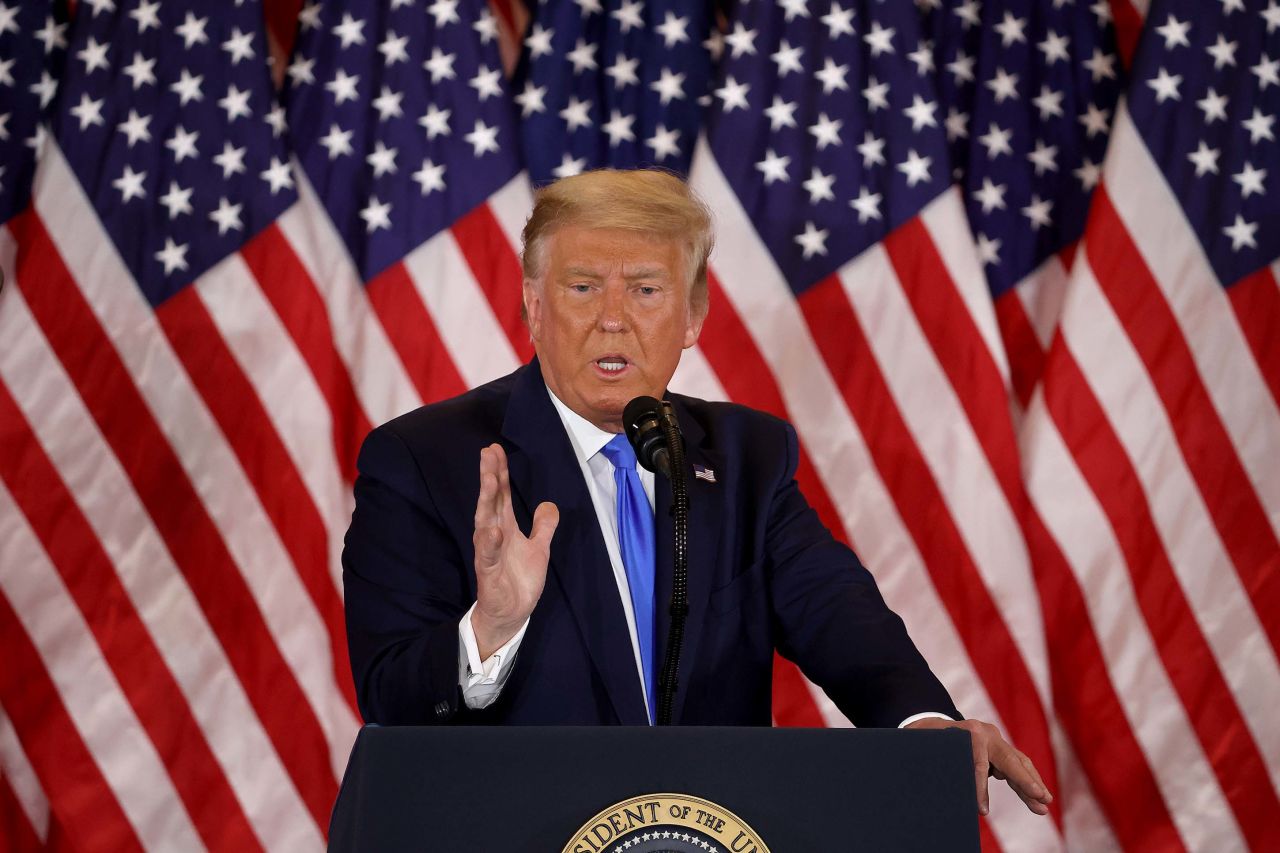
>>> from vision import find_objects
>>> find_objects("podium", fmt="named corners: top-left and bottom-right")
top-left (328, 726), bottom-right (978, 851)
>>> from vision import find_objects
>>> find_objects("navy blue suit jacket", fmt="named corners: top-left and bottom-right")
top-left (342, 360), bottom-right (959, 727)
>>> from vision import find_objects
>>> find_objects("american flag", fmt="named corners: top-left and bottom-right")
top-left (1, 0), bottom-right (1276, 850)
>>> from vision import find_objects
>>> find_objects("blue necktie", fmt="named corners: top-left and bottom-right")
top-left (600, 434), bottom-right (657, 723)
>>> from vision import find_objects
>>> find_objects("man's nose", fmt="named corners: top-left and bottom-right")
top-left (598, 282), bottom-right (629, 332)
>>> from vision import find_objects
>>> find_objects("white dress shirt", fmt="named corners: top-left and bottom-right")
top-left (456, 386), bottom-right (951, 728)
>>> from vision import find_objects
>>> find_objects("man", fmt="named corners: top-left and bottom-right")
top-left (342, 169), bottom-right (1051, 817)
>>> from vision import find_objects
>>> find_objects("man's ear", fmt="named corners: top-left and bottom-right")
top-left (523, 280), bottom-right (542, 341)
top-left (683, 300), bottom-right (707, 349)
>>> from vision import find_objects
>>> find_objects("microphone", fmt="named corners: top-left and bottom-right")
top-left (622, 396), bottom-right (680, 478)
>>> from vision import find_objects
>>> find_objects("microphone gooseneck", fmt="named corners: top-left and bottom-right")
top-left (623, 395), bottom-right (689, 726)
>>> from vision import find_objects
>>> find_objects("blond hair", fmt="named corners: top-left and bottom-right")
top-left (521, 169), bottom-right (714, 316)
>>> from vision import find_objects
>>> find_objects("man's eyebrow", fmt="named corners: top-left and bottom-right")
top-left (560, 265), bottom-right (670, 279)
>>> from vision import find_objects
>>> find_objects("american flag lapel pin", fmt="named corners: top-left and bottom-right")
top-left (693, 464), bottom-right (716, 484)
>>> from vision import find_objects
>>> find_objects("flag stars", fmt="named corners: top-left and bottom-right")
top-left (171, 68), bottom-right (204, 104)
top-left (907, 40), bottom-right (935, 76)
top-left (288, 56), bottom-right (316, 85)
top-left (418, 104), bottom-right (451, 138)
top-left (605, 54), bottom-right (640, 89)
top-left (129, 0), bottom-right (161, 33)
top-left (1206, 35), bottom-right (1237, 70)
top-left (175, 13), bottom-right (208, 48)
top-left (945, 108), bottom-right (968, 141)
top-left (1021, 195), bottom-right (1053, 230)
top-left (1243, 109), bottom-right (1275, 144)
top-left (715, 76), bottom-right (750, 112)
top-left (372, 86), bottom-right (404, 120)
top-left (977, 233), bottom-right (1001, 265)
top-left (857, 131), bottom-right (886, 167)
top-left (427, 0), bottom-right (460, 27)
top-left (424, 48), bottom-right (457, 82)
top-left (360, 197), bottom-right (392, 232)
top-left (298, 2), bottom-right (322, 30)
top-left (1147, 68), bottom-right (1182, 103)
top-left (821, 3), bottom-right (855, 39)
top-left (77, 38), bottom-right (110, 74)
top-left (331, 13), bottom-right (366, 48)
top-left (803, 168), bottom-right (836, 204)
top-left (560, 96), bottom-right (593, 131)
top-left (515, 81), bottom-right (547, 116)
top-left (0, 2), bottom-right (18, 34)
top-left (1084, 49), bottom-right (1117, 82)
top-left (646, 125), bottom-right (681, 161)
top-left (213, 141), bottom-right (247, 177)
top-left (1078, 103), bottom-right (1110, 138)
top-left (260, 157), bottom-right (293, 194)
top-left (863, 77), bottom-right (889, 112)
top-left (1264, 1), bottom-right (1280, 32)
top-left (553, 153), bottom-right (588, 179)
top-left (326, 69), bottom-right (360, 104)
top-left (1233, 162), bottom-right (1267, 198)
top-left (794, 222), bottom-right (828, 259)
top-left (979, 123), bottom-right (1013, 158)
top-left (158, 182), bottom-right (193, 218)
top-left (779, 0), bottom-right (810, 22)
top-left (849, 187), bottom-right (882, 223)
top-left (651, 68), bottom-right (686, 104)
top-left (947, 50), bottom-right (975, 84)
top-left (378, 31), bottom-right (409, 65)
top-left (112, 165), bottom-right (146, 202)
top-left (1252, 55), bottom-right (1279, 90)
top-left (771, 40), bottom-right (804, 77)
top-left (972, 178), bottom-right (1007, 213)
top-left (319, 123), bottom-right (353, 158)
top-left (602, 110), bottom-right (636, 146)
top-left (154, 239), bottom-right (189, 275)
top-left (0, 57), bottom-right (11, 86)
top-left (610, 0), bottom-right (644, 33)
top-left (1073, 158), bottom-right (1102, 190)
top-left (994, 12), bottom-right (1027, 47)
top-left (525, 23), bottom-right (555, 59)
top-left (1027, 141), bottom-right (1059, 174)
top-left (1196, 89), bottom-right (1228, 124)
top-left (473, 9), bottom-right (498, 43)
top-left (412, 158), bottom-right (446, 195)
top-left (70, 93), bottom-right (105, 131)
top-left (1223, 215), bottom-right (1258, 251)
top-left (117, 110), bottom-right (151, 147)
top-left (897, 149), bottom-right (932, 186)
top-left (954, 0), bottom-right (981, 29)
top-left (724, 23), bottom-right (757, 58)
top-left (863, 21), bottom-right (895, 56)
top-left (366, 141), bottom-right (398, 177)
top-left (1032, 86), bottom-right (1064, 120)
top-left (764, 96), bottom-right (797, 131)
top-left (464, 119), bottom-right (500, 155)
top-left (166, 125), bottom-right (199, 162)
top-left (222, 27), bottom-right (256, 64)
top-left (218, 85), bottom-right (252, 122)
top-left (656, 12), bottom-right (689, 47)
top-left (566, 39), bottom-right (598, 73)
top-left (755, 148), bottom-right (791, 185)
top-left (1038, 31), bottom-right (1070, 65)
top-left (469, 66), bottom-right (502, 101)
top-left (1154, 15), bottom-right (1190, 50)
top-left (903, 95), bottom-right (938, 131)
top-left (209, 197), bottom-right (243, 235)
top-left (1187, 141), bottom-right (1220, 176)
top-left (815, 58), bottom-right (849, 93)
top-left (123, 52), bottom-right (157, 89)
top-left (986, 67), bottom-right (1019, 103)
top-left (808, 113), bottom-right (843, 149)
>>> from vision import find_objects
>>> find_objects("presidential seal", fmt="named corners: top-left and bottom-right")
top-left (563, 793), bottom-right (770, 853)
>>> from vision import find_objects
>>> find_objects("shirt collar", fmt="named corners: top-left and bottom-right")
top-left (546, 385), bottom-right (618, 465)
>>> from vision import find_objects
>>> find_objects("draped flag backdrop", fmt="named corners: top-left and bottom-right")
top-left (0, 0), bottom-right (1276, 849)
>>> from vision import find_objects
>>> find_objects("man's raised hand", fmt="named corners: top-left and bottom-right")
top-left (471, 444), bottom-right (559, 659)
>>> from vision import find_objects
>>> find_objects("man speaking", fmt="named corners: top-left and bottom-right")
top-left (342, 169), bottom-right (1051, 817)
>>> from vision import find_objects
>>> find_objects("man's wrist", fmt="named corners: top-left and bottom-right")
top-left (470, 609), bottom-right (526, 661)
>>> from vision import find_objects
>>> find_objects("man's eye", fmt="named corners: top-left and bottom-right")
top-left (570, 283), bottom-right (592, 293)
top-left (637, 286), bottom-right (659, 295)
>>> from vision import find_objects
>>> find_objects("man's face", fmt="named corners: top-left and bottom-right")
top-left (524, 225), bottom-right (705, 433)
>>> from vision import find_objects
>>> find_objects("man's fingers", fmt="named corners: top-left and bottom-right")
top-left (530, 501), bottom-right (560, 548)
top-left (473, 523), bottom-right (503, 570)
top-left (971, 737), bottom-right (992, 816)
top-left (988, 741), bottom-right (1053, 816)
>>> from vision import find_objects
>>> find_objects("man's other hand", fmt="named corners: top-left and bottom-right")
top-left (905, 717), bottom-right (1053, 816)
top-left (471, 443), bottom-right (559, 659)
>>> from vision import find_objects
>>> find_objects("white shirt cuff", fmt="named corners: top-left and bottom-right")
top-left (457, 602), bottom-right (529, 709)
top-left (898, 711), bottom-right (956, 728)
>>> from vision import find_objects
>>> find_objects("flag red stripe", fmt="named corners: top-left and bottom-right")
top-left (0, 772), bottom-right (43, 853)
top-left (14, 212), bottom-right (337, 831)
top-left (451, 204), bottom-right (536, 364)
top-left (1227, 265), bottom-right (1280, 413)
top-left (768, 656), bottom-right (827, 728)
top-left (799, 275), bottom-right (1043, 751)
top-left (240, 223), bottom-right (374, 484)
top-left (263, 0), bottom-right (303, 61)
top-left (1089, 189), bottom-right (1280, 649)
top-left (993, 291), bottom-right (1045, 410)
top-left (0, 383), bottom-right (263, 851)
top-left (155, 285), bottom-right (358, 717)
top-left (1109, 0), bottom-right (1143, 67)
top-left (366, 263), bottom-right (468, 406)
top-left (1041, 341), bottom-right (1280, 849)
top-left (0, 593), bottom-right (143, 852)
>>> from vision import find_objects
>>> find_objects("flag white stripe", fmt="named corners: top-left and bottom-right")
top-left (838, 237), bottom-right (1050, 707)
top-left (0, 704), bottom-right (50, 844)
top-left (401, 230), bottom-right (522, 388)
top-left (1104, 107), bottom-right (1280, 525)
top-left (1022, 390), bottom-right (1243, 851)
top-left (1067, 250), bottom-right (1280, 790)
top-left (487, 172), bottom-right (536, 259)
top-left (0, 283), bottom-right (321, 851)
top-left (669, 344), bottom-right (729, 402)
top-left (1051, 727), bottom-right (1121, 853)
top-left (33, 142), bottom-right (356, 792)
top-left (0, 482), bottom-right (204, 852)
top-left (282, 170), bottom-right (424, 424)
top-left (1014, 255), bottom-right (1071, 352)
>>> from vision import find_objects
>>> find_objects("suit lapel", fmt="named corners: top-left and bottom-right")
top-left (501, 361), bottom-right (649, 726)
top-left (654, 397), bottom-right (723, 724)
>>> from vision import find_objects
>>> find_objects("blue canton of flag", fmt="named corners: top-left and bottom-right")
top-left (1126, 0), bottom-right (1280, 288)
top-left (923, 0), bottom-right (1125, 298)
top-left (0, 0), bottom-right (68, 226)
top-left (285, 0), bottom-right (519, 282)
top-left (706, 0), bottom-right (953, 294)
top-left (50, 0), bottom-right (295, 307)
top-left (514, 0), bottom-right (714, 184)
